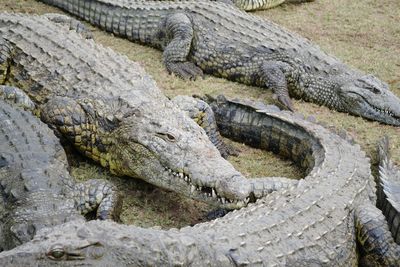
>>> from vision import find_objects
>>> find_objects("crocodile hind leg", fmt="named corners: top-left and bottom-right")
top-left (355, 204), bottom-right (400, 266)
top-left (41, 13), bottom-right (93, 39)
top-left (261, 61), bottom-right (294, 111)
top-left (171, 95), bottom-right (238, 158)
top-left (73, 179), bottom-right (122, 221)
top-left (163, 13), bottom-right (203, 80)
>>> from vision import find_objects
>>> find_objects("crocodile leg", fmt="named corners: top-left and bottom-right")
top-left (41, 13), bottom-right (93, 39)
top-left (73, 179), bottom-right (122, 221)
top-left (355, 204), bottom-right (400, 266)
top-left (163, 13), bottom-right (203, 80)
top-left (261, 61), bottom-right (294, 111)
top-left (172, 95), bottom-right (238, 158)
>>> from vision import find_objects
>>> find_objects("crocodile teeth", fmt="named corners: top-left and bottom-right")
top-left (245, 197), bottom-right (250, 204)
top-left (212, 188), bottom-right (217, 199)
top-left (184, 176), bottom-right (188, 182)
top-left (190, 185), bottom-right (196, 193)
top-left (179, 173), bottom-right (183, 178)
top-left (221, 197), bottom-right (226, 204)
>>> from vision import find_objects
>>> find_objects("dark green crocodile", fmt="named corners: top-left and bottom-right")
top-left (0, 13), bottom-right (301, 209)
top-left (1, 96), bottom-right (399, 266)
top-left (36, 0), bottom-right (400, 126)
top-left (0, 85), bottom-right (121, 251)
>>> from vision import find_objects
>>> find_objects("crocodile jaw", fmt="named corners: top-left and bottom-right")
top-left (108, 108), bottom-right (251, 208)
top-left (339, 75), bottom-right (400, 126)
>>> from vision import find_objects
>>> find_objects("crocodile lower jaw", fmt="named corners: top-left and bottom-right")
top-left (163, 166), bottom-right (250, 206)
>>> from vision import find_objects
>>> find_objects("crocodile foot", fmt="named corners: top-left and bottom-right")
top-left (278, 94), bottom-right (294, 112)
top-left (166, 61), bottom-right (204, 80)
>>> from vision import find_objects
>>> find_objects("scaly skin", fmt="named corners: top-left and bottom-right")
top-left (1, 97), bottom-right (399, 266)
top-left (0, 86), bottom-right (121, 251)
top-left (0, 13), bottom-right (293, 209)
top-left (36, 0), bottom-right (400, 126)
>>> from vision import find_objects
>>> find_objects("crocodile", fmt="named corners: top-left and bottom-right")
top-left (1, 96), bottom-right (399, 266)
top-left (36, 0), bottom-right (400, 126)
top-left (0, 13), bottom-right (301, 209)
top-left (0, 86), bottom-right (121, 251)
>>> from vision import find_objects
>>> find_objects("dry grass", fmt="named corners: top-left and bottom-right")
top-left (1, 0), bottom-right (399, 227)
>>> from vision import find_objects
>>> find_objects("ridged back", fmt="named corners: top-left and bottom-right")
top-left (0, 99), bottom-right (80, 250)
top-left (377, 136), bottom-right (400, 244)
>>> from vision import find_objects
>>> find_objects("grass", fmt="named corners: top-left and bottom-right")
top-left (1, 0), bottom-right (399, 228)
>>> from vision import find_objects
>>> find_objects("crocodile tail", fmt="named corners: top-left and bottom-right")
top-left (355, 203), bottom-right (400, 266)
top-left (376, 136), bottom-right (400, 244)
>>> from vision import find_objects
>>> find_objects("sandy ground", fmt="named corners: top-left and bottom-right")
top-left (0, 0), bottom-right (399, 227)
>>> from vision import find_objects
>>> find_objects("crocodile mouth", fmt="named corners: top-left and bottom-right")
top-left (368, 102), bottom-right (399, 118)
top-left (347, 92), bottom-right (400, 121)
top-left (163, 166), bottom-right (250, 206)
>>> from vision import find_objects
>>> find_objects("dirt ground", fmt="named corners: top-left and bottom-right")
top-left (1, 0), bottom-right (399, 228)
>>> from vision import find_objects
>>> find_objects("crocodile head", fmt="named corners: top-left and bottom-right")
top-left (0, 220), bottom-right (107, 266)
top-left (338, 74), bottom-right (400, 126)
top-left (0, 220), bottom-right (229, 266)
top-left (107, 101), bottom-right (251, 209)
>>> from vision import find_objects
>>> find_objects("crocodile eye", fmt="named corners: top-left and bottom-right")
top-left (47, 244), bottom-right (66, 260)
top-left (156, 132), bottom-right (176, 142)
top-left (372, 87), bottom-right (381, 94)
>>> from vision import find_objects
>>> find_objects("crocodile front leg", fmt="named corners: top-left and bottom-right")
top-left (172, 95), bottom-right (238, 158)
top-left (73, 179), bottom-right (122, 221)
top-left (163, 13), bottom-right (203, 80)
top-left (261, 61), bottom-right (294, 111)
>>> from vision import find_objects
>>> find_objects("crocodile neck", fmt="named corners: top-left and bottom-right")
top-left (290, 71), bottom-right (346, 111)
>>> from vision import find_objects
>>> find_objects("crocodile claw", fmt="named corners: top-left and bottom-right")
top-left (277, 95), bottom-right (294, 112)
top-left (167, 61), bottom-right (204, 80)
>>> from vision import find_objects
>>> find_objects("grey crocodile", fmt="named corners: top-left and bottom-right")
top-left (0, 86), bottom-right (121, 251)
top-left (36, 0), bottom-right (400, 126)
top-left (0, 13), bottom-right (300, 209)
top-left (1, 96), bottom-right (399, 266)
